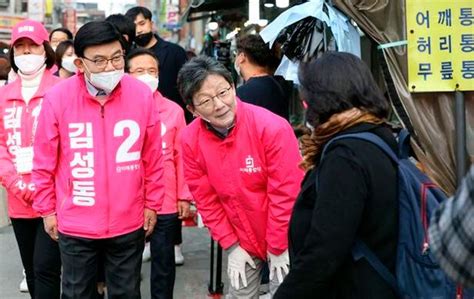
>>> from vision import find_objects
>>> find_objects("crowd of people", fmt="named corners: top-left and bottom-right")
top-left (0, 5), bottom-right (473, 299)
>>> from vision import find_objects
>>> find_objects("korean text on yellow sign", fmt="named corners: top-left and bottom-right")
top-left (406, 0), bottom-right (474, 92)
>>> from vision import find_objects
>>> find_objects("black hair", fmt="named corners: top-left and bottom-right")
top-left (74, 21), bottom-right (125, 58)
top-left (55, 40), bottom-right (74, 69)
top-left (9, 41), bottom-right (56, 72)
top-left (125, 6), bottom-right (152, 21)
top-left (0, 54), bottom-right (10, 80)
top-left (177, 56), bottom-right (233, 107)
top-left (49, 27), bottom-right (73, 41)
top-left (186, 50), bottom-right (197, 60)
top-left (298, 51), bottom-right (389, 128)
top-left (125, 48), bottom-right (159, 72)
top-left (236, 34), bottom-right (274, 68)
top-left (106, 14), bottom-right (136, 52)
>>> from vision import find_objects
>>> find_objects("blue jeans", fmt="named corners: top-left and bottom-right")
top-left (150, 213), bottom-right (181, 299)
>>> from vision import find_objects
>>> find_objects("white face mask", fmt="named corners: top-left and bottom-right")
top-left (14, 54), bottom-right (46, 75)
top-left (62, 56), bottom-right (77, 74)
top-left (234, 59), bottom-right (241, 76)
top-left (137, 73), bottom-right (159, 93)
top-left (88, 69), bottom-right (124, 94)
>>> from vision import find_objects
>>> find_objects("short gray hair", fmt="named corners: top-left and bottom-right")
top-left (177, 56), bottom-right (233, 106)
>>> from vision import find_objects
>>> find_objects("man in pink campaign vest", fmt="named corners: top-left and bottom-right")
top-left (32, 21), bottom-right (164, 299)
top-left (177, 56), bottom-right (304, 298)
top-left (126, 48), bottom-right (192, 299)
top-left (0, 19), bottom-right (62, 298)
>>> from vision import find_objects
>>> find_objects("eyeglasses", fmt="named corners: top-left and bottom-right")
top-left (194, 86), bottom-right (232, 110)
top-left (83, 54), bottom-right (125, 69)
top-left (129, 67), bottom-right (159, 76)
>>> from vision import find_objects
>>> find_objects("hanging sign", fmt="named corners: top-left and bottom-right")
top-left (406, 0), bottom-right (474, 92)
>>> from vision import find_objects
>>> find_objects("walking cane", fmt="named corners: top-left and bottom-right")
top-left (208, 239), bottom-right (224, 298)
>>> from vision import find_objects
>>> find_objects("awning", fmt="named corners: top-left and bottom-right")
top-left (188, 0), bottom-right (245, 13)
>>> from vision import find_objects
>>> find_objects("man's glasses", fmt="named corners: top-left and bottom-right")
top-left (194, 86), bottom-right (232, 111)
top-left (82, 54), bottom-right (125, 70)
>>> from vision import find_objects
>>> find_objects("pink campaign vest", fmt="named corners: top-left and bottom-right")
top-left (154, 91), bottom-right (192, 215)
top-left (0, 69), bottom-right (61, 218)
top-left (32, 74), bottom-right (165, 238)
top-left (181, 99), bottom-right (304, 259)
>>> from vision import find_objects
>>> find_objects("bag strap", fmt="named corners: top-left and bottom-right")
top-left (398, 129), bottom-right (411, 159)
top-left (320, 132), bottom-right (400, 164)
top-left (352, 240), bottom-right (399, 293)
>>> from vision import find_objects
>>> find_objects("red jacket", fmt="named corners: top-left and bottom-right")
top-left (154, 91), bottom-right (192, 215)
top-left (181, 99), bottom-right (304, 259)
top-left (0, 69), bottom-right (61, 218)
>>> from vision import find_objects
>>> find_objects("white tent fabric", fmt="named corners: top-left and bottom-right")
top-left (260, 0), bottom-right (361, 82)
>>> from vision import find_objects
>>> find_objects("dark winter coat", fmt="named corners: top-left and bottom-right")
top-left (274, 123), bottom-right (399, 299)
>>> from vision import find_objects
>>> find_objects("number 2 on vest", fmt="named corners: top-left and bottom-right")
top-left (114, 120), bottom-right (140, 163)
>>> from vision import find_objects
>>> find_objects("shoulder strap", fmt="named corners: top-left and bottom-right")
top-left (320, 132), bottom-right (399, 164)
top-left (352, 240), bottom-right (399, 293)
top-left (397, 129), bottom-right (411, 159)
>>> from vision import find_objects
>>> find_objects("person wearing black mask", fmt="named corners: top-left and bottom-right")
top-left (125, 6), bottom-right (190, 123)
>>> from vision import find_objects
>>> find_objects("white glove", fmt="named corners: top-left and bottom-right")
top-left (268, 249), bottom-right (289, 283)
top-left (227, 245), bottom-right (256, 290)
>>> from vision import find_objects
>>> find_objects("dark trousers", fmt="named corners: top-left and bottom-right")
top-left (174, 218), bottom-right (182, 245)
top-left (59, 228), bottom-right (145, 299)
top-left (11, 217), bottom-right (61, 299)
top-left (150, 213), bottom-right (180, 299)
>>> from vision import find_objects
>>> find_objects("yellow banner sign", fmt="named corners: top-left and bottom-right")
top-left (46, 0), bottom-right (53, 15)
top-left (406, 0), bottom-right (474, 92)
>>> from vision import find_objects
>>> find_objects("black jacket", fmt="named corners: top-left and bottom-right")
top-left (236, 75), bottom-right (289, 120)
top-left (149, 35), bottom-right (190, 122)
top-left (274, 123), bottom-right (399, 299)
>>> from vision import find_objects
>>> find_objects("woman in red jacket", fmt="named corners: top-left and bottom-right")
top-left (0, 20), bottom-right (62, 298)
top-left (177, 56), bottom-right (304, 298)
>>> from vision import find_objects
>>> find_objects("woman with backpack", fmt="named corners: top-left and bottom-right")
top-left (274, 52), bottom-right (399, 298)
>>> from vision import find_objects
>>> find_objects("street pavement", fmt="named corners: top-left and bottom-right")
top-left (0, 225), bottom-right (231, 299)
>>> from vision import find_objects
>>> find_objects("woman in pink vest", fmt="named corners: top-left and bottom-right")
top-left (126, 48), bottom-right (192, 299)
top-left (0, 19), bottom-right (62, 298)
top-left (177, 56), bottom-right (304, 298)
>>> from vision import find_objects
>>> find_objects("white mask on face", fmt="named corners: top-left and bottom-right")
top-left (82, 59), bottom-right (124, 94)
top-left (14, 54), bottom-right (46, 75)
top-left (89, 69), bottom-right (124, 94)
top-left (86, 67), bottom-right (124, 94)
top-left (233, 59), bottom-right (241, 76)
top-left (137, 73), bottom-right (159, 93)
top-left (62, 56), bottom-right (77, 74)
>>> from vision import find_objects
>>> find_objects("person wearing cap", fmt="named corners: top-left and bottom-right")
top-left (32, 21), bottom-right (164, 299)
top-left (0, 19), bottom-right (62, 298)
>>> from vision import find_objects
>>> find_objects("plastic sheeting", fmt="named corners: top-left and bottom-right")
top-left (333, 0), bottom-right (474, 195)
top-left (260, 0), bottom-right (361, 82)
